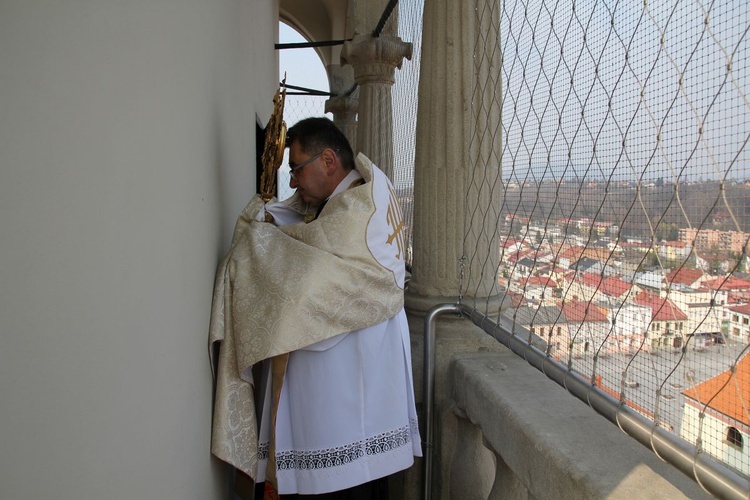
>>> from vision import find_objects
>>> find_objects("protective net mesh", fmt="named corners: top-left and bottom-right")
top-left (392, 0), bottom-right (424, 266)
top-left (468, 0), bottom-right (749, 481)
top-left (391, 0), bottom-right (750, 483)
top-left (277, 87), bottom-right (328, 201)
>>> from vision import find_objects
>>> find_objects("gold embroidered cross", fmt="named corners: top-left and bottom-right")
top-left (386, 185), bottom-right (405, 260)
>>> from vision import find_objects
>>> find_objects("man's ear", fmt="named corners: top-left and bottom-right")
top-left (323, 149), bottom-right (339, 176)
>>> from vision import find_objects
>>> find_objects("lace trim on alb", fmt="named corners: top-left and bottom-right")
top-left (259, 420), bottom-right (417, 471)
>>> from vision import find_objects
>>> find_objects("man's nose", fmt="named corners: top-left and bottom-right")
top-left (289, 175), bottom-right (299, 189)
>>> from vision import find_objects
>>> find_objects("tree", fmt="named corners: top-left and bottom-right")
top-left (654, 222), bottom-right (680, 242)
top-left (667, 223), bottom-right (679, 241)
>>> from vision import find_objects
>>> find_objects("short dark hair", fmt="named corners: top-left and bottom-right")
top-left (286, 117), bottom-right (355, 170)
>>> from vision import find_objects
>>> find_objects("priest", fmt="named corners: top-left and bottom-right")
top-left (209, 117), bottom-right (421, 498)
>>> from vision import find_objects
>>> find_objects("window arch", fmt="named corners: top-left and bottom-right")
top-left (727, 427), bottom-right (743, 449)
top-left (276, 22), bottom-right (331, 201)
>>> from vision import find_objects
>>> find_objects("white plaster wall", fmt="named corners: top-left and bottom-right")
top-left (0, 0), bottom-right (277, 498)
top-left (681, 405), bottom-right (750, 477)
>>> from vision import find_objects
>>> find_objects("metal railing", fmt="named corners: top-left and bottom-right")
top-left (422, 302), bottom-right (750, 499)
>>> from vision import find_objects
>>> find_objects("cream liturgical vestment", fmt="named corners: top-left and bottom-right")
top-left (209, 154), bottom-right (421, 494)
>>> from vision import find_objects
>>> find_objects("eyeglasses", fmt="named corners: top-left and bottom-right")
top-left (289, 151), bottom-right (323, 180)
top-left (288, 149), bottom-right (340, 180)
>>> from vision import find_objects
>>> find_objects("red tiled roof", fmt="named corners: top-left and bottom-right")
top-left (727, 303), bottom-right (750, 315)
top-left (580, 273), bottom-right (602, 288)
top-left (559, 246), bottom-right (584, 260)
top-left (533, 251), bottom-right (553, 260)
top-left (520, 276), bottom-right (556, 288)
top-left (682, 354), bottom-right (750, 425)
top-left (703, 276), bottom-right (750, 291)
top-left (507, 248), bottom-right (535, 263)
top-left (563, 273), bottom-right (575, 284)
top-left (600, 276), bottom-right (631, 297)
top-left (633, 291), bottom-right (688, 321)
top-left (536, 276), bottom-right (556, 287)
top-left (665, 267), bottom-right (703, 286)
top-left (696, 251), bottom-right (727, 261)
top-left (506, 291), bottom-right (527, 308)
top-left (572, 274), bottom-right (631, 298)
top-left (559, 301), bottom-right (609, 322)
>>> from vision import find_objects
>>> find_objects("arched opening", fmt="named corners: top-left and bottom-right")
top-left (277, 22), bottom-right (331, 200)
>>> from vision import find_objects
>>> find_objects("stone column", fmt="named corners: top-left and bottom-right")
top-left (405, 0), bottom-right (504, 316)
top-left (325, 90), bottom-right (358, 149)
top-left (450, 412), bottom-right (495, 499)
top-left (341, 34), bottom-right (412, 180)
top-left (325, 64), bottom-right (358, 148)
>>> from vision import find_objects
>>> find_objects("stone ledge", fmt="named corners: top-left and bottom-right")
top-left (449, 352), bottom-right (710, 499)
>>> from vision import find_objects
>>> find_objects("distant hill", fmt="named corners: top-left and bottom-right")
top-left (500, 180), bottom-right (750, 239)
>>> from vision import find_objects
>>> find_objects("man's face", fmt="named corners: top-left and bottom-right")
top-left (288, 141), bottom-right (331, 207)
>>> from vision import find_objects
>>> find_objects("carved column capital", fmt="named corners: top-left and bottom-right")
top-left (325, 89), bottom-right (359, 149)
top-left (339, 34), bottom-right (411, 181)
top-left (324, 91), bottom-right (358, 120)
top-left (341, 34), bottom-right (413, 85)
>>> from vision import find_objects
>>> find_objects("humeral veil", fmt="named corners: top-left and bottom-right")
top-left (208, 154), bottom-right (406, 479)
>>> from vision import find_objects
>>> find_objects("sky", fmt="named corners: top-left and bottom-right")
top-left (278, 23), bottom-right (330, 99)
top-left (498, 0), bottom-right (750, 183)
top-left (275, 22), bottom-right (331, 199)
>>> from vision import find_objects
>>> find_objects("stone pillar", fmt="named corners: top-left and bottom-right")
top-left (325, 89), bottom-right (358, 149)
top-left (488, 452), bottom-right (529, 500)
top-left (325, 64), bottom-right (358, 148)
top-left (405, 0), bottom-right (503, 316)
top-left (450, 412), bottom-right (495, 499)
top-left (341, 34), bottom-right (412, 180)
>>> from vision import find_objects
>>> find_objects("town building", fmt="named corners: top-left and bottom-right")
top-left (681, 353), bottom-right (750, 477)
top-left (518, 276), bottom-right (558, 307)
top-left (657, 241), bottom-right (692, 261)
top-left (502, 305), bottom-right (567, 355)
top-left (559, 301), bottom-right (612, 357)
top-left (601, 302), bottom-right (653, 355)
top-left (725, 303), bottom-right (750, 342)
top-left (634, 291), bottom-right (689, 351)
top-left (665, 267), bottom-right (708, 290)
top-left (679, 228), bottom-right (748, 255)
top-left (664, 285), bottom-right (723, 340)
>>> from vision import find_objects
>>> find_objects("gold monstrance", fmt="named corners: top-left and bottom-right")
top-left (260, 78), bottom-right (287, 202)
